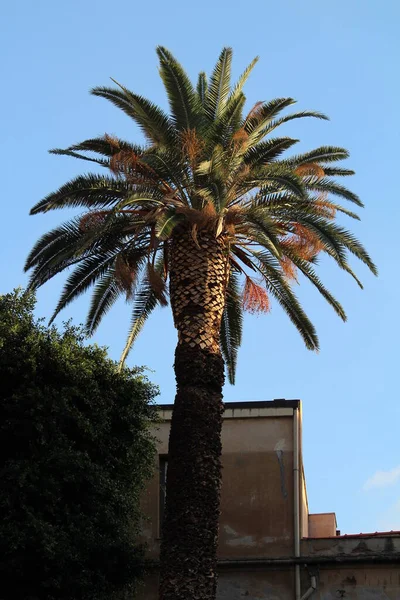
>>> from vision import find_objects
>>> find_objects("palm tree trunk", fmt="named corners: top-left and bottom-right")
top-left (159, 226), bottom-right (228, 600)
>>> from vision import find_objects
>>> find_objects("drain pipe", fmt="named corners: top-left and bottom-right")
top-left (294, 406), bottom-right (318, 600)
top-left (300, 575), bottom-right (317, 600)
top-left (293, 406), bottom-right (301, 600)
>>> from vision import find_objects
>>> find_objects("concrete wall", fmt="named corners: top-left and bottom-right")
top-left (308, 513), bottom-right (337, 538)
top-left (300, 464), bottom-right (309, 539)
top-left (217, 569), bottom-right (294, 600)
top-left (310, 565), bottom-right (400, 599)
top-left (139, 563), bottom-right (400, 600)
top-left (140, 405), bottom-right (297, 560)
top-left (301, 534), bottom-right (400, 557)
top-left (218, 413), bottom-right (294, 558)
top-left (139, 403), bottom-right (400, 599)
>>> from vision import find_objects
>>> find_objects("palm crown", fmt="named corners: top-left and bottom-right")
top-left (26, 47), bottom-right (377, 383)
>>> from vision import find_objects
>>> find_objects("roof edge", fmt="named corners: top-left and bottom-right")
top-left (157, 399), bottom-right (301, 411)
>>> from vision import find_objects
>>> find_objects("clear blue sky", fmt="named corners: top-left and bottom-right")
top-left (2, 0), bottom-right (399, 536)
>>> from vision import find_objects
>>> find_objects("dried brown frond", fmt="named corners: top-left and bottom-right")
top-left (104, 134), bottom-right (120, 149)
top-left (147, 262), bottom-right (168, 306)
top-left (110, 149), bottom-right (137, 175)
top-left (225, 222), bottom-right (236, 236)
top-left (240, 164), bottom-right (251, 179)
top-left (180, 128), bottom-right (204, 165)
top-left (201, 200), bottom-right (217, 219)
top-left (280, 256), bottom-right (298, 281)
top-left (107, 144), bottom-right (162, 187)
top-left (225, 206), bottom-right (245, 226)
top-left (115, 253), bottom-right (137, 298)
top-left (175, 206), bottom-right (210, 228)
top-left (244, 101), bottom-right (264, 124)
top-left (282, 224), bottom-right (325, 260)
top-left (243, 276), bottom-right (270, 314)
top-left (232, 127), bottom-right (249, 146)
top-left (232, 245), bottom-right (257, 271)
top-left (294, 163), bottom-right (325, 179)
top-left (314, 195), bottom-right (337, 220)
top-left (79, 211), bottom-right (108, 232)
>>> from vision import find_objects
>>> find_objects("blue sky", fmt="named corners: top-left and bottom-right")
top-left (2, 0), bottom-right (399, 535)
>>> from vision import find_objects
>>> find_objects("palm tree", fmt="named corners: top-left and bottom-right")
top-left (26, 47), bottom-right (376, 600)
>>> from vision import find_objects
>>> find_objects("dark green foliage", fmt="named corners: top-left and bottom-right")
top-left (0, 289), bottom-right (158, 600)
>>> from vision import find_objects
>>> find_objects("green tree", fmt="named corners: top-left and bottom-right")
top-left (0, 289), bottom-right (157, 600)
top-left (25, 48), bottom-right (376, 600)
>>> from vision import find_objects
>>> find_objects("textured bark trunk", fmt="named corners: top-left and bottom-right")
top-left (159, 227), bottom-right (228, 600)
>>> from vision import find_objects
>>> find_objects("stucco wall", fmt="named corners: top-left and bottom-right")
top-left (309, 513), bottom-right (337, 538)
top-left (140, 408), bottom-right (296, 560)
top-left (139, 563), bottom-right (400, 600)
top-left (138, 403), bottom-right (400, 600)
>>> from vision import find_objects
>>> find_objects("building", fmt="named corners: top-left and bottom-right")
top-left (139, 400), bottom-right (400, 599)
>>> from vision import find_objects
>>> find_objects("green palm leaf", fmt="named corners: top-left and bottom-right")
top-left (156, 46), bottom-right (201, 131)
top-left (243, 138), bottom-right (299, 166)
top-left (49, 253), bottom-right (118, 323)
top-left (91, 84), bottom-right (174, 145)
top-left (220, 271), bottom-right (243, 384)
top-left (304, 177), bottom-right (364, 207)
top-left (196, 72), bottom-right (208, 106)
top-left (118, 254), bottom-right (167, 369)
top-left (252, 250), bottom-right (319, 350)
top-left (30, 174), bottom-right (127, 213)
top-left (204, 47), bottom-right (232, 120)
top-left (86, 273), bottom-right (121, 335)
top-left (284, 146), bottom-right (350, 166)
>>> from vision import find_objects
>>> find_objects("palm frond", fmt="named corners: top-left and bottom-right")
top-left (225, 56), bottom-right (258, 109)
top-left (261, 110), bottom-right (329, 139)
top-left (49, 149), bottom-right (110, 167)
top-left (91, 84), bottom-right (174, 145)
top-left (220, 271), bottom-right (242, 384)
top-left (321, 167), bottom-right (355, 177)
top-left (86, 272), bottom-right (121, 335)
top-left (285, 251), bottom-right (347, 320)
top-left (284, 146), bottom-right (350, 167)
top-left (156, 46), bottom-right (201, 131)
top-left (49, 253), bottom-right (119, 323)
top-left (304, 177), bottom-right (364, 207)
top-left (118, 253), bottom-right (167, 369)
top-left (30, 174), bottom-right (128, 213)
top-left (155, 209), bottom-right (184, 239)
top-left (49, 136), bottom-right (146, 168)
top-left (204, 47), bottom-right (232, 120)
top-left (196, 72), bottom-right (208, 106)
top-left (251, 250), bottom-right (319, 350)
top-left (257, 165), bottom-right (306, 198)
top-left (244, 98), bottom-right (297, 134)
top-left (243, 138), bottom-right (299, 166)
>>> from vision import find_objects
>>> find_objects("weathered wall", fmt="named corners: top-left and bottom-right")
top-left (140, 407), bottom-right (296, 560)
top-left (139, 563), bottom-right (400, 600)
top-left (302, 534), bottom-right (400, 557)
top-left (138, 403), bottom-right (400, 600)
top-left (217, 568), bottom-right (294, 600)
top-left (219, 414), bottom-right (294, 558)
top-left (310, 565), bottom-right (400, 599)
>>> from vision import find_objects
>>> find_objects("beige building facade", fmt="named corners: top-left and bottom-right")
top-left (139, 400), bottom-right (400, 599)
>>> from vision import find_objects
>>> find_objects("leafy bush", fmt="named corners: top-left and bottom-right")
top-left (0, 290), bottom-right (158, 600)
